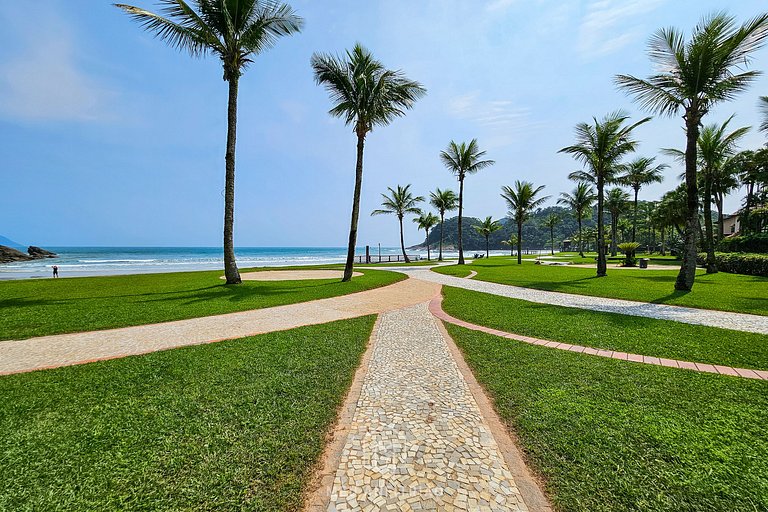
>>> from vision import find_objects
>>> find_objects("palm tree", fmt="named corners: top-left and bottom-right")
top-left (616, 12), bottom-right (768, 290)
top-left (500, 181), bottom-right (550, 264)
top-left (429, 188), bottom-right (458, 261)
top-left (116, 0), bottom-right (303, 284)
top-left (500, 235), bottom-right (518, 256)
top-left (413, 211), bottom-right (439, 260)
top-left (472, 216), bottom-right (503, 258)
top-left (371, 185), bottom-right (424, 263)
top-left (313, 45), bottom-right (426, 281)
top-left (734, 149), bottom-right (768, 234)
top-left (605, 188), bottom-right (630, 256)
top-left (760, 96), bottom-right (768, 133)
top-left (541, 213), bottom-right (561, 256)
top-left (560, 112), bottom-right (649, 277)
top-left (663, 116), bottom-right (749, 273)
top-left (618, 157), bottom-right (667, 242)
top-left (558, 183), bottom-right (596, 257)
top-left (440, 140), bottom-right (494, 265)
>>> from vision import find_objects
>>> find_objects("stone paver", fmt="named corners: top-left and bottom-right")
top-left (410, 269), bottom-right (768, 334)
top-left (327, 303), bottom-right (529, 511)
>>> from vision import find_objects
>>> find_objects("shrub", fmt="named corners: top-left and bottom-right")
top-left (698, 252), bottom-right (768, 277)
top-left (716, 234), bottom-right (768, 254)
top-left (618, 242), bottom-right (640, 267)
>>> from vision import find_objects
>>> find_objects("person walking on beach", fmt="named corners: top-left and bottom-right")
top-left (52, 265), bottom-right (59, 278)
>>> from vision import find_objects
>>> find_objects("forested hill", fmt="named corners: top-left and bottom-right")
top-left (410, 207), bottom-right (597, 251)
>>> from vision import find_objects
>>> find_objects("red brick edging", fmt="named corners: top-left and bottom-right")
top-left (428, 296), bottom-right (768, 381)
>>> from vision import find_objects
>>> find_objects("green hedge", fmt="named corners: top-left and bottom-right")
top-left (697, 252), bottom-right (768, 277)
top-left (716, 234), bottom-right (768, 254)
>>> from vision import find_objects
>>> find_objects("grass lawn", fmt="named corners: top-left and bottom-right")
top-left (0, 267), bottom-right (403, 340)
top-left (442, 287), bottom-right (768, 370)
top-left (434, 257), bottom-right (768, 315)
top-left (446, 323), bottom-right (768, 511)
top-left (0, 316), bottom-right (375, 511)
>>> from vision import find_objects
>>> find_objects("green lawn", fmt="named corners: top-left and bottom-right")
top-left (0, 316), bottom-right (375, 511)
top-left (434, 257), bottom-right (768, 315)
top-left (442, 287), bottom-right (768, 370)
top-left (446, 324), bottom-right (768, 511)
top-left (0, 267), bottom-right (403, 340)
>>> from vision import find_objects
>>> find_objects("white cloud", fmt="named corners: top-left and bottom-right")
top-left (578, 0), bottom-right (666, 58)
top-left (448, 93), bottom-right (533, 128)
top-left (486, 0), bottom-right (517, 12)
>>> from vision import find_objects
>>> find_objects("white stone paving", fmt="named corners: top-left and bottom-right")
top-left (327, 303), bottom-right (528, 511)
top-left (408, 269), bottom-right (768, 335)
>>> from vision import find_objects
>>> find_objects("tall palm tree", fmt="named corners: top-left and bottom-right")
top-left (429, 188), bottom-right (458, 261)
top-left (371, 184), bottom-right (424, 263)
top-left (558, 183), bottom-right (596, 257)
top-left (116, 0), bottom-right (303, 284)
top-left (472, 216), bottom-right (503, 258)
top-left (413, 211), bottom-right (439, 261)
top-left (313, 45), bottom-right (425, 281)
top-left (500, 181), bottom-right (550, 264)
top-left (618, 157), bottom-right (667, 242)
top-left (560, 112), bottom-right (649, 277)
top-left (663, 116), bottom-right (749, 273)
top-left (605, 187), bottom-right (630, 256)
top-left (616, 12), bottom-right (768, 290)
top-left (501, 235), bottom-right (518, 257)
top-left (440, 140), bottom-right (494, 265)
top-left (541, 212), bottom-right (561, 256)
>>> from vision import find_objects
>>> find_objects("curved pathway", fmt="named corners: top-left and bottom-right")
top-left (408, 269), bottom-right (768, 335)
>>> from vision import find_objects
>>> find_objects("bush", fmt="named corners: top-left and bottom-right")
top-left (698, 252), bottom-right (768, 277)
top-left (618, 242), bottom-right (640, 267)
top-left (716, 234), bottom-right (768, 254)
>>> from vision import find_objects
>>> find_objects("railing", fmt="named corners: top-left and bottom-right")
top-left (354, 254), bottom-right (420, 264)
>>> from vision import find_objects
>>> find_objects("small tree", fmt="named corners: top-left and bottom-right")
top-left (557, 183), bottom-right (596, 257)
top-left (500, 180), bottom-right (549, 264)
top-left (618, 242), bottom-right (641, 267)
top-left (371, 185), bottom-right (424, 263)
top-left (606, 187), bottom-right (630, 256)
top-left (472, 217), bottom-right (503, 258)
top-left (413, 211), bottom-right (440, 261)
top-left (429, 188), bottom-right (458, 261)
top-left (541, 213), bottom-right (561, 256)
top-left (501, 235), bottom-right (518, 256)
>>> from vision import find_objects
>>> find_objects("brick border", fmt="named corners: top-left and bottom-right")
top-left (429, 296), bottom-right (768, 381)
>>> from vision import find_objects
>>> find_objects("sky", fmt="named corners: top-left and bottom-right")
top-left (2, 0), bottom-right (768, 248)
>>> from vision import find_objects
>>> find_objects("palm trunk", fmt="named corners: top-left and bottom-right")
top-left (744, 181), bottom-right (754, 235)
top-left (715, 192), bottom-right (724, 242)
top-left (516, 221), bottom-right (522, 265)
top-left (426, 227), bottom-right (431, 261)
top-left (457, 177), bottom-right (465, 265)
top-left (550, 226), bottom-right (555, 256)
top-left (342, 132), bottom-right (366, 281)
top-left (223, 75), bottom-right (241, 284)
top-left (703, 174), bottom-right (717, 274)
top-left (660, 227), bottom-right (666, 256)
top-left (485, 236), bottom-right (489, 258)
top-left (631, 188), bottom-right (639, 242)
top-left (610, 214), bottom-right (618, 257)
top-left (438, 213), bottom-right (444, 261)
top-left (399, 216), bottom-right (409, 263)
top-left (675, 112), bottom-right (701, 291)
top-left (596, 177), bottom-right (607, 277)
top-left (577, 215), bottom-right (584, 257)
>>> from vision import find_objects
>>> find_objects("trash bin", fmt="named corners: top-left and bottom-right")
top-left (639, 258), bottom-right (649, 269)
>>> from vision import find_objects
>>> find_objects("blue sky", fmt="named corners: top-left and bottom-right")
top-left (2, 0), bottom-right (767, 247)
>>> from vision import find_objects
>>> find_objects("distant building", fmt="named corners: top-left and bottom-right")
top-left (723, 213), bottom-right (740, 236)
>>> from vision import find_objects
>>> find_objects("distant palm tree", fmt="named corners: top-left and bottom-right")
top-left (429, 188), bottom-right (458, 261)
top-left (501, 181), bottom-right (549, 264)
top-left (663, 116), bottom-right (749, 273)
top-left (115, 0), bottom-right (303, 284)
top-left (558, 183), bottom-right (596, 257)
top-left (313, 44), bottom-right (425, 281)
top-left (500, 235), bottom-right (518, 257)
top-left (560, 112), bottom-right (649, 277)
top-left (616, 12), bottom-right (768, 290)
top-left (440, 140), bottom-right (494, 265)
top-left (371, 185), bottom-right (424, 263)
top-left (760, 96), bottom-right (768, 134)
top-left (618, 157), bottom-right (667, 242)
top-left (413, 211), bottom-right (439, 261)
top-left (472, 216), bottom-right (503, 258)
top-left (541, 212), bottom-right (561, 256)
top-left (605, 187), bottom-right (630, 256)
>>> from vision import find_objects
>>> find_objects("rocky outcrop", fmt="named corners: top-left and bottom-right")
top-left (0, 245), bottom-right (58, 263)
top-left (28, 246), bottom-right (57, 258)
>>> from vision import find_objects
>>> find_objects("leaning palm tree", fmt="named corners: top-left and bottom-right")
top-left (371, 184), bottom-right (424, 263)
top-left (541, 212), bottom-right (561, 256)
top-left (616, 11), bottom-right (768, 290)
top-left (115, 0), bottom-right (303, 284)
top-left (472, 216), bottom-right (503, 258)
top-left (605, 187), bottom-right (630, 256)
top-left (313, 45), bottom-right (425, 281)
top-left (429, 188), bottom-right (458, 261)
top-left (440, 140), bottom-right (494, 265)
top-left (560, 112), bottom-right (649, 277)
top-left (557, 183), bottom-right (596, 257)
top-left (501, 181), bottom-right (550, 264)
top-left (413, 211), bottom-right (439, 261)
top-left (618, 156), bottom-right (667, 242)
top-left (500, 235), bottom-right (518, 257)
top-left (663, 115), bottom-right (749, 273)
